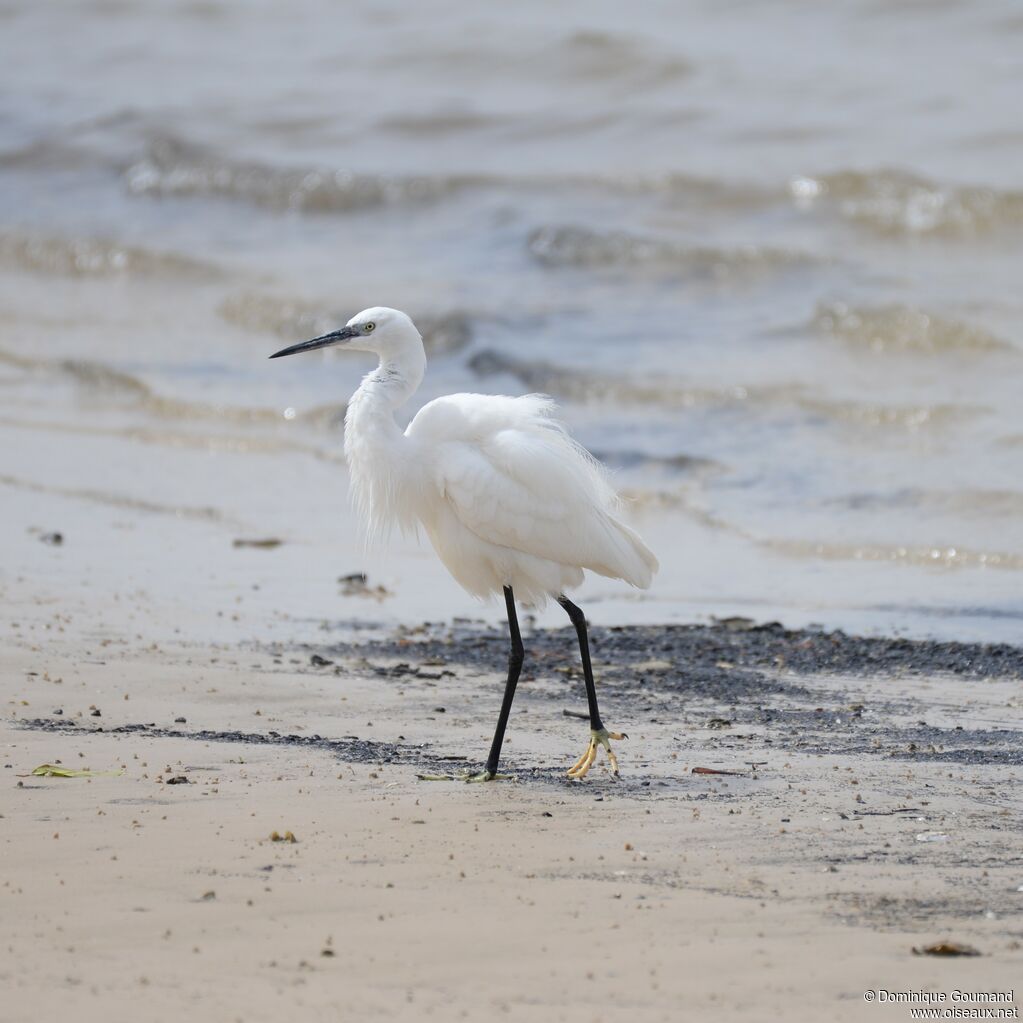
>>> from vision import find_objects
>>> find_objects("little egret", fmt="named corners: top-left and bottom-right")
top-left (270, 307), bottom-right (658, 781)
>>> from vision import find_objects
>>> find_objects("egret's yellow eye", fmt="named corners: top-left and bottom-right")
top-left (364, 322), bottom-right (376, 333)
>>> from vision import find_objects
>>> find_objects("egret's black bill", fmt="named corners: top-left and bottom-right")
top-left (269, 326), bottom-right (357, 359)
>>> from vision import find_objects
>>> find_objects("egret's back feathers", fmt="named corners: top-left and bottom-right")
top-left (404, 392), bottom-right (657, 604)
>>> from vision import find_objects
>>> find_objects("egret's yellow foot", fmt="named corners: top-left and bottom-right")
top-left (567, 727), bottom-right (627, 780)
top-left (416, 769), bottom-right (512, 783)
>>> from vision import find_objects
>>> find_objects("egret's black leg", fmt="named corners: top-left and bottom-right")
top-left (417, 587), bottom-right (522, 782)
top-left (481, 585), bottom-right (525, 776)
top-left (558, 595), bottom-right (626, 779)
top-left (557, 595), bottom-right (604, 730)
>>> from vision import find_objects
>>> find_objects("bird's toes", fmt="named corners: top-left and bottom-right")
top-left (567, 739), bottom-right (599, 780)
top-left (463, 769), bottom-right (514, 783)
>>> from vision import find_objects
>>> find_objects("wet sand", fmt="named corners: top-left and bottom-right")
top-left (3, 621), bottom-right (1021, 1022)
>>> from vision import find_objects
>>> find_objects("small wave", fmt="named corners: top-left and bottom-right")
top-left (0, 415), bottom-right (346, 465)
top-left (396, 29), bottom-right (691, 94)
top-left (798, 396), bottom-right (983, 431)
top-left (218, 292), bottom-right (473, 356)
top-left (611, 487), bottom-right (1023, 573)
top-left (635, 486), bottom-right (1023, 572)
top-left (377, 110), bottom-right (508, 137)
top-left (527, 224), bottom-right (814, 277)
top-left (468, 349), bottom-right (786, 408)
top-left (218, 292), bottom-right (336, 342)
top-left (108, 130), bottom-right (779, 214)
top-left (811, 301), bottom-right (1010, 354)
top-left (767, 538), bottom-right (1023, 572)
top-left (556, 29), bottom-right (693, 85)
top-left (471, 349), bottom-right (981, 431)
top-left (0, 472), bottom-right (232, 524)
top-left (140, 391), bottom-right (344, 430)
top-left (0, 138), bottom-right (102, 172)
top-left (829, 488), bottom-right (1023, 518)
top-left (0, 231), bottom-right (217, 279)
top-left (58, 359), bottom-right (151, 398)
top-left (589, 449), bottom-right (723, 476)
top-left (124, 135), bottom-right (482, 213)
top-left (0, 345), bottom-right (344, 429)
top-left (789, 169), bottom-right (1023, 237)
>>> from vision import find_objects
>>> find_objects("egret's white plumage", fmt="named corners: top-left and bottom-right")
top-left (270, 305), bottom-right (657, 780)
top-left (335, 307), bottom-right (657, 607)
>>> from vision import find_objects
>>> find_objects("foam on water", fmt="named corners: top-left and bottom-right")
top-left (789, 170), bottom-right (1023, 238)
top-left (810, 302), bottom-right (1011, 355)
top-left (527, 225), bottom-right (816, 278)
top-left (0, 230), bottom-right (218, 279)
top-left (124, 135), bottom-right (483, 213)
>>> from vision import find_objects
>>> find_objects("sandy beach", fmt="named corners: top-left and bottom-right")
top-left (4, 1), bottom-right (1023, 1018)
top-left (4, 609), bottom-right (1021, 1022)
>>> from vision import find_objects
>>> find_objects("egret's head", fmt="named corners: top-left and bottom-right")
top-left (269, 306), bottom-right (422, 361)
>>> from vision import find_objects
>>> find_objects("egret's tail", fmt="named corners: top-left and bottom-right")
top-left (589, 515), bottom-right (659, 589)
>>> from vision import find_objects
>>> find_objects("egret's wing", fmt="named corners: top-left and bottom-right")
top-left (437, 430), bottom-right (650, 582)
top-left (408, 393), bottom-right (656, 585)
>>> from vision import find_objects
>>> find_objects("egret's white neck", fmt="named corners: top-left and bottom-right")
top-left (343, 346), bottom-right (427, 538)
top-left (346, 346), bottom-right (426, 428)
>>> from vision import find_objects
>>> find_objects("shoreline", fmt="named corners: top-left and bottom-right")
top-left (16, 618), bottom-right (1023, 774)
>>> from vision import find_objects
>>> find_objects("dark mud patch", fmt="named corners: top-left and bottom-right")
top-left (13, 717), bottom-right (630, 789)
top-left (830, 893), bottom-right (999, 931)
top-left (338, 619), bottom-right (1023, 682)
top-left (294, 619), bottom-right (1023, 768)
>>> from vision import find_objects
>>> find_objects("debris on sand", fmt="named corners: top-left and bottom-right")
top-left (270, 830), bottom-right (298, 843)
top-left (165, 775), bottom-right (190, 785)
top-left (912, 941), bottom-right (981, 957)
top-left (713, 616), bottom-right (757, 631)
top-left (852, 807), bottom-right (921, 817)
top-left (233, 537), bottom-right (283, 549)
top-left (338, 572), bottom-right (392, 600)
top-left (692, 767), bottom-right (748, 777)
top-left (39, 531), bottom-right (64, 546)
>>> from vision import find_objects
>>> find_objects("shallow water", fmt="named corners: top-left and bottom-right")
top-left (1, 0), bottom-right (1022, 641)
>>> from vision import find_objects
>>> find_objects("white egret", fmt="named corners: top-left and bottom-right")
top-left (270, 307), bottom-right (658, 781)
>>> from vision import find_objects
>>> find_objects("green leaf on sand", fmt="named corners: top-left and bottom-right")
top-left (28, 764), bottom-right (125, 778)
